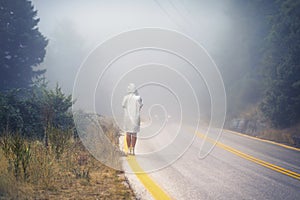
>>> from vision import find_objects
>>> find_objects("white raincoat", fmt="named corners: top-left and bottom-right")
top-left (122, 83), bottom-right (143, 133)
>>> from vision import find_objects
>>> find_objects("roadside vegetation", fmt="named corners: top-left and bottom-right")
top-left (0, 130), bottom-right (134, 199)
top-left (0, 84), bottom-right (134, 199)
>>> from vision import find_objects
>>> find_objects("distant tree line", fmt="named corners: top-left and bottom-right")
top-left (259, 0), bottom-right (300, 128)
top-left (217, 0), bottom-right (300, 129)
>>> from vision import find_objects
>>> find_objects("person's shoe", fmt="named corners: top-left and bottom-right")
top-left (132, 148), bottom-right (135, 155)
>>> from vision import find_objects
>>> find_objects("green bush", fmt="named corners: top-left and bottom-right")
top-left (0, 80), bottom-right (74, 140)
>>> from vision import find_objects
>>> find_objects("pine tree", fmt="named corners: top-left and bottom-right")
top-left (0, 0), bottom-right (48, 91)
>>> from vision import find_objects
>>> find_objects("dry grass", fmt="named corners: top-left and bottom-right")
top-left (258, 123), bottom-right (300, 147)
top-left (232, 106), bottom-right (300, 147)
top-left (258, 129), bottom-right (293, 144)
top-left (0, 133), bottom-right (135, 199)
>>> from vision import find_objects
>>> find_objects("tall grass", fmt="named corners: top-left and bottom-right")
top-left (0, 127), bottom-right (85, 198)
top-left (0, 117), bottom-right (133, 199)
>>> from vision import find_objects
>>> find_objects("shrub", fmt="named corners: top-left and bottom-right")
top-left (0, 133), bottom-right (31, 181)
top-left (48, 126), bottom-right (73, 159)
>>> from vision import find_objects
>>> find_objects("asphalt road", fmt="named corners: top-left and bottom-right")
top-left (123, 124), bottom-right (300, 200)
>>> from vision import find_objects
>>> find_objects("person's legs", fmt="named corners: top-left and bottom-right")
top-left (126, 132), bottom-right (131, 153)
top-left (131, 133), bottom-right (137, 155)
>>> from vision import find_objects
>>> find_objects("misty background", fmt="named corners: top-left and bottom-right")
top-left (32, 0), bottom-right (239, 117)
top-left (27, 0), bottom-right (300, 135)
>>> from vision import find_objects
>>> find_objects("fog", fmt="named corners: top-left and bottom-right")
top-left (30, 0), bottom-right (237, 133)
top-left (28, 0), bottom-right (250, 164)
top-left (33, 0), bottom-right (231, 90)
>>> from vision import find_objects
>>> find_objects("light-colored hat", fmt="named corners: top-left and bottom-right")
top-left (127, 83), bottom-right (136, 94)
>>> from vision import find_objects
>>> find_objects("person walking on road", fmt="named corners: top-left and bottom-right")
top-left (122, 83), bottom-right (143, 155)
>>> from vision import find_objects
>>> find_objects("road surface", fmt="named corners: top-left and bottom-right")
top-left (122, 124), bottom-right (300, 200)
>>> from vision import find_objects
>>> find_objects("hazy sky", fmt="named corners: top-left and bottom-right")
top-left (33, 0), bottom-right (175, 46)
top-left (32, 0), bottom-right (232, 44)
top-left (31, 0), bottom-right (230, 125)
top-left (32, 0), bottom-right (232, 70)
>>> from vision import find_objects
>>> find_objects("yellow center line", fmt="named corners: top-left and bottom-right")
top-left (123, 137), bottom-right (172, 200)
top-left (196, 132), bottom-right (300, 181)
top-left (225, 129), bottom-right (300, 152)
